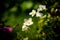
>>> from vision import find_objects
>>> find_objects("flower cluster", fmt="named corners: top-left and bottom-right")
top-left (22, 18), bottom-right (33, 31)
top-left (22, 5), bottom-right (46, 31)
top-left (29, 5), bottom-right (46, 17)
top-left (37, 5), bottom-right (46, 11)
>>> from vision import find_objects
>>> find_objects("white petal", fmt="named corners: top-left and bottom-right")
top-left (55, 9), bottom-right (58, 12)
top-left (30, 22), bottom-right (33, 25)
top-left (39, 5), bottom-right (46, 11)
top-left (29, 18), bottom-right (32, 21)
top-left (32, 14), bottom-right (34, 17)
top-left (37, 8), bottom-right (43, 11)
top-left (29, 12), bottom-right (32, 15)
top-left (32, 10), bottom-right (36, 12)
top-left (36, 12), bottom-right (43, 17)
top-left (24, 19), bottom-right (27, 22)
top-left (29, 10), bottom-right (36, 17)
top-left (22, 25), bottom-right (26, 28)
top-left (22, 25), bottom-right (29, 31)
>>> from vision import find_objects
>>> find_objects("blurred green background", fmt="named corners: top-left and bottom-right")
top-left (0, 0), bottom-right (60, 40)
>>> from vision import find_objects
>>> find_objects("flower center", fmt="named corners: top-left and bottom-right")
top-left (32, 11), bottom-right (35, 15)
top-left (27, 20), bottom-right (30, 24)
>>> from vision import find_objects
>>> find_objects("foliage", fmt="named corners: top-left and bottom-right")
top-left (0, 0), bottom-right (60, 40)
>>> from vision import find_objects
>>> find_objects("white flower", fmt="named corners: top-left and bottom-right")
top-left (39, 5), bottom-right (46, 9)
top-left (55, 9), bottom-right (58, 12)
top-left (22, 25), bottom-right (29, 31)
top-left (37, 5), bottom-right (46, 11)
top-left (29, 10), bottom-right (36, 17)
top-left (37, 8), bottom-right (43, 11)
top-left (24, 18), bottom-right (33, 26)
top-left (36, 12), bottom-right (43, 17)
